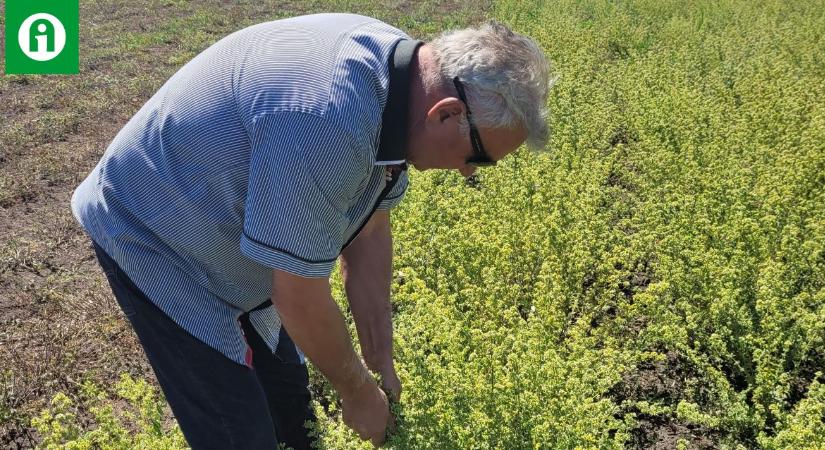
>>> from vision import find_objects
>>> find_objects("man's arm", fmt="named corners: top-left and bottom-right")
top-left (339, 209), bottom-right (401, 400)
top-left (271, 270), bottom-right (389, 445)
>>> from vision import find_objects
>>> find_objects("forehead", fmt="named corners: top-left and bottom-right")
top-left (478, 125), bottom-right (529, 161)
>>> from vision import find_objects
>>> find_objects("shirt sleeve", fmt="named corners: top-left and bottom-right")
top-left (240, 112), bottom-right (366, 277)
top-left (377, 168), bottom-right (409, 210)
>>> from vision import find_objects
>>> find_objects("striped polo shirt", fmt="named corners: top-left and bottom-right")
top-left (71, 13), bottom-right (419, 366)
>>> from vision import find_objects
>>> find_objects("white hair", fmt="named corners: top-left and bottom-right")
top-left (428, 21), bottom-right (555, 151)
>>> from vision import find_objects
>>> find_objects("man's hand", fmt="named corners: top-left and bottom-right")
top-left (342, 378), bottom-right (391, 446)
top-left (373, 363), bottom-right (402, 404)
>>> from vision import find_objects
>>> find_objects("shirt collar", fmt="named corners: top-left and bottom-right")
top-left (374, 39), bottom-right (424, 166)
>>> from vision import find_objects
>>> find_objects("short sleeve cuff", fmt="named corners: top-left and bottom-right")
top-left (240, 233), bottom-right (336, 278)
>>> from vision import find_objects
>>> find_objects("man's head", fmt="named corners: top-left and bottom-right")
top-left (407, 21), bottom-right (554, 177)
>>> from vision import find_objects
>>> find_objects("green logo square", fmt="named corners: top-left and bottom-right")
top-left (4, 0), bottom-right (79, 74)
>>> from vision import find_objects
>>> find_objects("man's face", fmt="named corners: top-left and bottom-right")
top-left (406, 97), bottom-right (528, 177)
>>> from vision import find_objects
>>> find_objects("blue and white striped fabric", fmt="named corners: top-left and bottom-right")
top-left (71, 13), bottom-right (411, 366)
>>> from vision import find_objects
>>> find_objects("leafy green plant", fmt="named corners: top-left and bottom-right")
top-left (31, 374), bottom-right (187, 449)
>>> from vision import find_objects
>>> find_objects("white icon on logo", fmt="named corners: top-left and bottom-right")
top-left (18, 13), bottom-right (67, 62)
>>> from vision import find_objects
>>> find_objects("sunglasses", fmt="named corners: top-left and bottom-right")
top-left (452, 77), bottom-right (496, 167)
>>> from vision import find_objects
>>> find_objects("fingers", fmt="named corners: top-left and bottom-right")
top-left (381, 373), bottom-right (400, 399)
top-left (341, 381), bottom-right (391, 446)
top-left (384, 383), bottom-right (401, 403)
top-left (347, 416), bottom-right (381, 444)
top-left (370, 428), bottom-right (387, 447)
top-left (379, 368), bottom-right (402, 403)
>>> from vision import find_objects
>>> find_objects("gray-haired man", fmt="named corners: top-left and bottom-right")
top-left (72, 13), bottom-right (551, 449)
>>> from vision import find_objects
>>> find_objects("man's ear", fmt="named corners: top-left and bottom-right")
top-left (427, 97), bottom-right (464, 124)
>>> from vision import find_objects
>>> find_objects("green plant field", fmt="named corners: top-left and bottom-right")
top-left (3, 0), bottom-right (824, 449)
top-left (325, 0), bottom-right (825, 447)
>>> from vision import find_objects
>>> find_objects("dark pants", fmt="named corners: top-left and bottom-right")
top-left (92, 242), bottom-right (316, 450)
